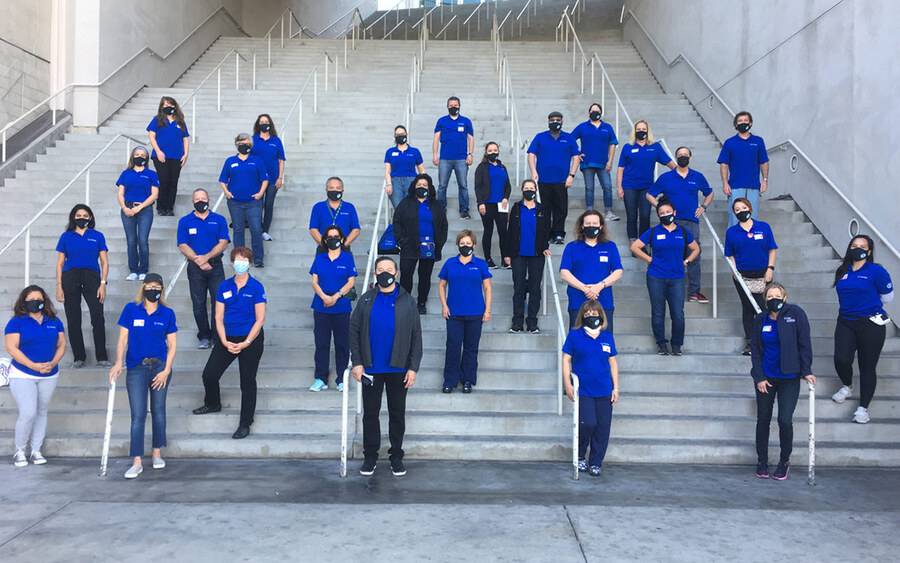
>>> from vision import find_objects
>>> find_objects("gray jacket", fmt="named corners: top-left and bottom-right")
top-left (349, 286), bottom-right (423, 372)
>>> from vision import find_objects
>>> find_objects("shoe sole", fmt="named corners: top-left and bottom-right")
top-left (14, 461), bottom-right (28, 468)
top-left (832, 394), bottom-right (849, 403)
top-left (853, 417), bottom-right (870, 424)
top-left (359, 469), bottom-right (376, 476)
top-left (124, 470), bottom-right (143, 479)
top-left (773, 466), bottom-right (790, 481)
top-left (392, 470), bottom-right (407, 476)
top-left (31, 459), bottom-right (47, 465)
top-left (755, 472), bottom-right (769, 479)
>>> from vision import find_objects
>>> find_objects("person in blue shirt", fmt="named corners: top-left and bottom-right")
top-left (177, 188), bottom-right (231, 350)
top-left (350, 257), bottom-right (423, 477)
top-left (473, 141), bottom-right (511, 268)
top-left (146, 96), bottom-right (190, 216)
top-left (108, 273), bottom-right (178, 480)
top-left (616, 120), bottom-right (675, 241)
top-left (432, 96), bottom-right (475, 218)
top-left (528, 111), bottom-right (581, 245)
top-left (560, 210), bottom-right (623, 332)
top-left (630, 202), bottom-right (700, 356)
top-left (308, 176), bottom-right (361, 251)
top-left (749, 283), bottom-right (815, 481)
top-left (117, 145), bottom-right (159, 280)
top-left (831, 235), bottom-right (895, 424)
top-left (384, 125), bottom-right (425, 209)
top-left (505, 180), bottom-right (551, 333)
top-left (562, 300), bottom-right (619, 477)
top-left (219, 133), bottom-right (268, 267)
top-left (192, 247), bottom-right (267, 440)
top-left (717, 110), bottom-right (769, 227)
top-left (572, 103), bottom-right (619, 218)
top-left (309, 225), bottom-right (358, 393)
top-left (4, 286), bottom-right (66, 468)
top-left (250, 114), bottom-right (286, 241)
top-left (438, 230), bottom-right (493, 394)
top-left (54, 204), bottom-right (109, 368)
top-left (647, 146), bottom-right (714, 304)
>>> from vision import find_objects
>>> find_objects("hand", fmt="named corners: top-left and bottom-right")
top-left (108, 362), bottom-right (123, 383)
top-left (97, 284), bottom-right (106, 304)
top-left (804, 374), bottom-right (817, 385)
top-left (403, 369), bottom-right (417, 389)
top-left (151, 369), bottom-right (170, 390)
top-left (35, 362), bottom-right (54, 374)
top-left (756, 380), bottom-right (772, 394)
top-left (543, 249), bottom-right (552, 257)
top-left (605, 163), bottom-right (612, 172)
top-left (478, 204), bottom-right (486, 216)
top-left (122, 207), bottom-right (135, 217)
top-left (351, 365), bottom-right (364, 382)
top-left (200, 262), bottom-right (213, 271)
top-left (442, 305), bottom-right (450, 320)
top-left (683, 259), bottom-right (691, 267)
top-left (565, 175), bottom-right (574, 188)
top-left (385, 184), bottom-right (393, 195)
top-left (611, 388), bottom-right (619, 404)
top-left (323, 294), bottom-right (338, 307)
top-left (275, 177), bottom-right (284, 189)
top-left (503, 257), bottom-right (511, 267)
top-left (617, 187), bottom-right (624, 199)
top-left (225, 190), bottom-right (234, 199)
top-left (764, 269), bottom-right (774, 283)
top-left (193, 255), bottom-right (208, 267)
top-left (252, 191), bottom-right (264, 200)
top-left (760, 178), bottom-right (768, 193)
top-left (531, 172), bottom-right (539, 183)
top-left (180, 154), bottom-right (189, 167)
top-left (156, 151), bottom-right (166, 163)
top-left (432, 155), bottom-right (440, 167)
top-left (565, 385), bottom-right (574, 402)
top-left (465, 154), bottom-right (473, 166)
top-left (225, 341), bottom-right (243, 354)
top-left (500, 198), bottom-right (508, 211)
top-left (723, 182), bottom-right (732, 197)
top-left (483, 310), bottom-right (491, 322)
top-left (56, 286), bottom-right (64, 303)
top-left (694, 206), bottom-right (705, 218)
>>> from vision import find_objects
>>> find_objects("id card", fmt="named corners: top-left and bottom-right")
top-left (869, 313), bottom-right (891, 326)
top-left (498, 200), bottom-right (509, 214)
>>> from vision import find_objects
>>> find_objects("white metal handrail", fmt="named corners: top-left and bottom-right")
top-left (316, 2), bottom-right (370, 37)
top-left (364, 0), bottom-right (406, 36)
top-left (182, 48), bottom-right (253, 143)
top-left (412, 5), bottom-right (440, 30)
top-left (571, 373), bottom-right (580, 480)
top-left (557, 10), bottom-right (590, 93)
top-left (383, 19), bottom-right (408, 40)
top-left (434, 15), bottom-right (459, 39)
top-left (546, 254), bottom-right (568, 417)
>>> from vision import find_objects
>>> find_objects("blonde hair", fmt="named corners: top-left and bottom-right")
top-left (764, 282), bottom-right (787, 301)
top-left (133, 279), bottom-right (168, 306)
top-left (629, 120), bottom-right (655, 144)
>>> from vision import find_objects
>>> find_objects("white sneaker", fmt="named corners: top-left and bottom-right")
top-left (138, 274), bottom-right (146, 281)
top-left (126, 273), bottom-right (139, 281)
top-left (262, 232), bottom-right (273, 241)
top-left (13, 450), bottom-right (27, 468)
top-left (852, 406), bottom-right (870, 424)
top-left (605, 211), bottom-right (621, 221)
top-left (152, 456), bottom-right (166, 470)
top-left (31, 451), bottom-right (47, 465)
top-left (124, 464), bottom-right (143, 479)
top-left (832, 385), bottom-right (852, 403)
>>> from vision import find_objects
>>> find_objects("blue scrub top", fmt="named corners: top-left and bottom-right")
top-left (434, 115), bottom-right (474, 160)
top-left (519, 206), bottom-right (538, 257)
top-left (177, 211), bottom-right (231, 256)
top-left (562, 329), bottom-right (617, 397)
top-left (572, 120), bottom-right (618, 169)
top-left (836, 262), bottom-right (893, 320)
top-left (218, 155), bottom-right (269, 202)
top-left (116, 168), bottom-right (160, 203)
top-left (308, 200), bottom-right (361, 237)
top-left (760, 317), bottom-right (797, 380)
top-left (385, 145), bottom-right (424, 177)
top-left (639, 224), bottom-right (694, 279)
top-left (438, 256), bottom-right (492, 317)
top-left (4, 315), bottom-right (64, 377)
top-left (55, 229), bottom-right (108, 273)
top-left (309, 250), bottom-right (358, 314)
top-left (146, 117), bottom-right (189, 160)
top-left (617, 142), bottom-right (671, 190)
top-left (250, 134), bottom-right (286, 185)
top-left (216, 275), bottom-right (267, 336)
top-left (368, 288), bottom-right (405, 374)
top-left (648, 169), bottom-right (712, 223)
top-left (716, 134), bottom-right (769, 189)
top-left (527, 131), bottom-right (580, 184)
top-left (117, 302), bottom-right (178, 370)
top-left (724, 220), bottom-right (777, 272)
top-left (560, 240), bottom-right (623, 312)
top-left (487, 163), bottom-right (509, 203)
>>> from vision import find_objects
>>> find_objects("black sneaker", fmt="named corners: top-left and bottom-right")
top-left (442, 386), bottom-right (453, 394)
top-left (577, 459), bottom-right (588, 472)
top-left (742, 343), bottom-right (751, 356)
top-left (460, 213), bottom-right (471, 220)
top-left (486, 258), bottom-right (498, 269)
top-left (671, 345), bottom-right (683, 356)
top-left (755, 462), bottom-right (770, 479)
top-left (359, 459), bottom-right (377, 476)
top-left (390, 459), bottom-right (407, 476)
top-left (509, 325), bottom-right (524, 333)
top-left (254, 262), bottom-right (264, 269)
top-left (773, 462), bottom-right (790, 481)
top-left (553, 236), bottom-right (565, 245)
top-left (657, 343), bottom-right (670, 355)
top-left (462, 382), bottom-right (473, 393)
top-left (528, 326), bottom-right (540, 334)
top-left (417, 304), bottom-right (427, 315)
top-left (589, 465), bottom-right (602, 477)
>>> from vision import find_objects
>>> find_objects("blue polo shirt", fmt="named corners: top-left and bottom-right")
top-left (640, 224), bottom-right (694, 279)
top-left (117, 302), bottom-right (177, 370)
top-left (648, 168), bottom-right (712, 223)
top-left (55, 229), bottom-right (108, 273)
top-left (418, 201), bottom-right (435, 258)
top-left (218, 155), bottom-right (268, 202)
top-left (528, 131), bottom-right (580, 184)
top-left (309, 250), bottom-right (358, 314)
top-left (519, 205), bottom-right (538, 257)
top-left (116, 168), bottom-right (160, 203)
top-left (562, 329), bottom-right (617, 397)
top-left (724, 220), bottom-right (777, 272)
top-left (434, 115), bottom-right (474, 160)
top-left (216, 275), bottom-right (267, 336)
top-left (4, 315), bottom-right (64, 377)
top-left (177, 211), bottom-right (230, 256)
top-left (385, 145), bottom-right (424, 177)
top-left (368, 288), bottom-right (405, 374)
top-left (560, 240), bottom-right (623, 312)
top-left (836, 262), bottom-right (893, 320)
top-left (251, 134), bottom-right (286, 184)
top-left (487, 163), bottom-right (508, 203)
top-left (146, 117), bottom-right (189, 160)
top-left (438, 256), bottom-right (492, 317)
top-left (760, 317), bottom-right (796, 380)
top-left (717, 134), bottom-right (769, 189)
top-left (617, 142), bottom-right (671, 190)
top-left (572, 120), bottom-right (618, 169)
top-left (308, 200), bottom-right (361, 237)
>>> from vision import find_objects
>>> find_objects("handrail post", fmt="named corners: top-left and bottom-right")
top-left (24, 228), bottom-right (30, 286)
top-left (557, 332), bottom-right (563, 416)
top-left (590, 58), bottom-right (595, 95)
top-left (314, 70), bottom-right (318, 113)
top-left (216, 68), bottom-right (221, 111)
top-left (601, 70), bottom-right (606, 112)
top-left (191, 96), bottom-right (197, 143)
top-left (252, 52), bottom-right (257, 90)
top-left (1, 131), bottom-right (6, 163)
top-left (125, 138), bottom-right (131, 165)
top-left (280, 14), bottom-right (285, 49)
top-left (267, 33), bottom-right (272, 68)
top-left (85, 170), bottom-right (91, 206)
top-left (712, 237), bottom-right (718, 319)
top-left (235, 51), bottom-right (240, 90)
top-left (325, 55), bottom-right (329, 92)
top-left (808, 382), bottom-right (816, 486)
top-left (298, 99), bottom-right (303, 145)
top-left (288, 10), bottom-right (292, 41)
top-left (335, 56), bottom-right (339, 91)
top-left (572, 374), bottom-right (579, 480)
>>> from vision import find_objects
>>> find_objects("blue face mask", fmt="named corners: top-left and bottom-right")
top-left (234, 260), bottom-right (250, 274)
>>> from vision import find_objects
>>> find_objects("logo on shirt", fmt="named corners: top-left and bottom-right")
top-left (87, 238), bottom-right (98, 243)
top-left (785, 317), bottom-right (796, 323)
top-left (153, 321), bottom-right (166, 327)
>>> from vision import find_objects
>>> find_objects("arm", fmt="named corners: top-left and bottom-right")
top-left (765, 248), bottom-right (778, 282)
top-left (215, 301), bottom-right (228, 346)
top-left (646, 191), bottom-right (660, 208)
top-left (416, 162), bottom-right (426, 174)
top-left (405, 301), bottom-right (423, 380)
top-left (276, 159), bottom-right (285, 189)
top-left (349, 299), bottom-right (364, 372)
top-left (309, 228), bottom-right (322, 245)
top-left (466, 133), bottom-right (475, 166)
top-left (719, 163), bottom-right (731, 196)
top-left (432, 132), bottom-right (441, 166)
top-left (311, 273), bottom-right (333, 307)
top-left (685, 241), bottom-right (700, 265)
top-left (4, 334), bottom-right (37, 372)
top-left (606, 144), bottom-right (616, 171)
top-left (438, 279), bottom-right (450, 319)
top-left (152, 332), bottom-right (178, 390)
top-left (140, 186), bottom-right (160, 211)
top-left (616, 166), bottom-right (624, 197)
top-left (565, 155), bottom-right (579, 188)
top-left (760, 162), bottom-right (769, 193)
top-left (117, 185), bottom-right (131, 216)
top-left (796, 308), bottom-right (814, 379)
top-left (220, 181), bottom-right (233, 199)
top-left (55, 253), bottom-right (65, 302)
top-left (98, 251), bottom-right (109, 303)
top-left (253, 179), bottom-right (269, 200)
top-left (528, 153), bottom-right (538, 181)
top-left (384, 163), bottom-right (393, 194)
top-left (749, 317), bottom-right (765, 384)
top-left (630, 239), bottom-right (652, 265)
top-left (694, 190), bottom-right (714, 218)
top-left (562, 353), bottom-right (574, 401)
top-left (609, 356), bottom-right (619, 403)
top-left (148, 130), bottom-right (164, 161)
top-left (108, 327), bottom-right (129, 382)
top-left (482, 278), bottom-right (492, 322)
top-left (339, 275), bottom-right (356, 298)
top-left (240, 303), bottom-right (266, 348)
top-left (181, 136), bottom-right (190, 166)
top-left (345, 228), bottom-right (361, 247)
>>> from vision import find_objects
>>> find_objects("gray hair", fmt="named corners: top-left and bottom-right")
top-left (192, 187), bottom-right (209, 198)
top-left (234, 133), bottom-right (252, 146)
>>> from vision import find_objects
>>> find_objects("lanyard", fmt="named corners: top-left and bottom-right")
top-left (329, 201), bottom-right (342, 226)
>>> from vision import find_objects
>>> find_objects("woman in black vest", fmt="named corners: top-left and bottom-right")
top-left (505, 179), bottom-right (551, 333)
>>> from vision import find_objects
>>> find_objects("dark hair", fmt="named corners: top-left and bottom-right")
top-left (409, 173), bottom-right (436, 199)
top-left (482, 141), bottom-right (500, 163)
top-left (253, 113), bottom-right (279, 137)
top-left (731, 196), bottom-right (753, 213)
top-left (574, 210), bottom-right (608, 243)
top-left (548, 111), bottom-right (563, 120)
top-left (66, 204), bottom-right (96, 231)
top-left (574, 300), bottom-right (606, 331)
top-left (588, 102), bottom-right (602, 114)
top-left (675, 146), bottom-right (692, 157)
top-left (447, 96), bottom-right (461, 106)
top-left (521, 179), bottom-right (537, 191)
top-left (375, 256), bottom-right (397, 271)
top-left (657, 201), bottom-right (675, 215)
top-left (13, 285), bottom-right (57, 318)
top-left (834, 235), bottom-right (875, 286)
top-left (230, 246), bottom-right (254, 263)
top-left (320, 225), bottom-right (346, 250)
top-left (733, 111), bottom-right (753, 127)
top-left (156, 96), bottom-right (186, 130)
top-left (394, 124), bottom-right (407, 135)
top-left (456, 229), bottom-right (477, 246)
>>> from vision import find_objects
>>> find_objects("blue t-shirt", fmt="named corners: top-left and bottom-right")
top-left (486, 163), bottom-right (508, 204)
top-left (216, 275), bottom-right (267, 336)
top-left (309, 250), bottom-right (358, 314)
top-left (527, 131), bottom-right (580, 184)
top-left (4, 315), bottom-right (64, 377)
top-left (562, 329), bottom-right (617, 397)
top-left (434, 115), bottom-right (474, 160)
top-left (308, 200), bottom-right (361, 238)
top-left (250, 134), bottom-right (286, 185)
top-left (117, 302), bottom-right (178, 370)
top-left (218, 155), bottom-right (269, 202)
top-left (385, 145), bottom-right (424, 178)
top-left (572, 120), bottom-right (618, 169)
top-left (648, 169), bottom-right (712, 223)
top-left (146, 117), bottom-right (189, 160)
top-left (724, 221), bottom-right (778, 272)
top-left (177, 211), bottom-right (230, 256)
top-left (116, 168), bottom-right (160, 204)
top-left (519, 205), bottom-right (537, 257)
top-left (368, 288), bottom-right (405, 374)
top-left (418, 201), bottom-right (435, 258)
top-left (560, 240), bottom-right (623, 312)
top-left (617, 142), bottom-right (672, 190)
top-left (835, 262), bottom-right (894, 320)
top-left (55, 229), bottom-right (108, 273)
top-left (639, 224), bottom-right (694, 279)
top-left (716, 134), bottom-right (769, 189)
top-left (438, 256), bottom-right (492, 317)
top-left (760, 317), bottom-right (797, 380)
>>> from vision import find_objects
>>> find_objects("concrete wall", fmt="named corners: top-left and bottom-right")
top-left (0, 0), bottom-right (52, 135)
top-left (290, 0), bottom-right (378, 37)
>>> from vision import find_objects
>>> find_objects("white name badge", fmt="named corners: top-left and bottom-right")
top-left (601, 344), bottom-right (611, 353)
top-left (457, 126), bottom-right (465, 132)
top-left (188, 228), bottom-right (198, 235)
top-left (133, 319), bottom-right (145, 327)
top-left (391, 152), bottom-right (399, 156)
top-left (230, 163), bottom-right (239, 168)
top-left (599, 256), bottom-right (609, 262)
top-left (656, 234), bottom-right (666, 240)
top-left (762, 325), bottom-right (773, 332)
top-left (753, 233), bottom-right (764, 240)
top-left (631, 148), bottom-right (640, 153)
top-left (222, 290), bottom-right (233, 299)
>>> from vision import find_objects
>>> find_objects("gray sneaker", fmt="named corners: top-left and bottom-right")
top-left (13, 450), bottom-right (28, 468)
top-left (604, 211), bottom-right (621, 221)
top-left (197, 339), bottom-right (212, 350)
top-left (124, 464), bottom-right (143, 479)
top-left (72, 360), bottom-right (85, 369)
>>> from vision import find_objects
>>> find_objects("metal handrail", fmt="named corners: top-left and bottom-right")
top-left (463, 1), bottom-right (485, 26)
top-left (412, 5), bottom-right (440, 29)
top-left (316, 2), bottom-right (370, 37)
top-left (516, 0), bottom-right (534, 20)
top-left (435, 15), bottom-right (458, 39)
top-left (182, 48), bottom-right (253, 142)
top-left (364, 0), bottom-right (406, 33)
top-left (281, 53), bottom-right (334, 149)
top-left (383, 19), bottom-right (408, 40)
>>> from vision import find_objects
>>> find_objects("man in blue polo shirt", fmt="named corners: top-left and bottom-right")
top-left (528, 111), bottom-right (581, 245)
top-left (432, 96), bottom-right (475, 219)
top-left (177, 188), bottom-right (231, 349)
top-left (308, 176), bottom-right (361, 251)
top-left (647, 146), bottom-right (714, 303)
top-left (718, 110), bottom-right (769, 227)
top-left (572, 103), bottom-right (619, 218)
top-left (219, 133), bottom-right (268, 267)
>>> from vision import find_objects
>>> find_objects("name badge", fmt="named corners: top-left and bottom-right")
top-left (599, 256), bottom-right (609, 263)
top-left (188, 228), bottom-right (198, 235)
top-left (601, 344), bottom-right (611, 353)
top-left (457, 126), bottom-right (465, 132)
top-left (656, 234), bottom-right (666, 240)
top-left (391, 152), bottom-right (399, 156)
top-left (133, 319), bottom-right (145, 327)
top-left (222, 290), bottom-right (233, 299)
top-left (753, 233), bottom-right (764, 240)
top-left (762, 325), bottom-right (773, 333)
top-left (230, 163), bottom-right (239, 168)
top-left (631, 148), bottom-right (639, 153)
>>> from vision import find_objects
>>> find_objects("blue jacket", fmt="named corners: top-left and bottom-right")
top-left (749, 303), bottom-right (813, 383)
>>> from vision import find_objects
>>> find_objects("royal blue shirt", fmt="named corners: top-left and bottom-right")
top-left (617, 142), bottom-right (672, 190)
top-left (560, 240), bottom-right (623, 312)
top-left (308, 200), bottom-right (361, 238)
top-left (117, 302), bottom-right (177, 370)
top-left (177, 211), bottom-right (230, 256)
top-left (309, 250), bottom-right (358, 314)
top-left (562, 329), bottom-right (617, 397)
top-left (572, 120), bottom-right (618, 169)
top-left (368, 288), bottom-right (405, 374)
top-left (527, 131), bottom-right (580, 184)
top-left (519, 206), bottom-right (537, 257)
top-left (487, 163), bottom-right (508, 203)
top-left (434, 115), bottom-right (474, 160)
top-left (4, 315), bottom-right (64, 377)
top-left (760, 317), bottom-right (797, 380)
top-left (216, 275), bottom-right (267, 336)
top-left (250, 134), bottom-right (286, 185)
top-left (835, 263), bottom-right (894, 320)
top-left (640, 224), bottom-right (694, 279)
top-left (218, 155), bottom-right (269, 202)
top-left (385, 145), bottom-right (424, 178)
top-left (648, 169), bottom-right (712, 223)
top-left (146, 117), bottom-right (189, 160)
top-left (438, 256), bottom-right (492, 317)
top-left (55, 229), bottom-right (108, 273)
top-left (716, 134), bottom-right (769, 189)
top-left (724, 220), bottom-right (778, 272)
top-left (418, 201), bottom-right (435, 257)
top-left (116, 168), bottom-right (160, 204)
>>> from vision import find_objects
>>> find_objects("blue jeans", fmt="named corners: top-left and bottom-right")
top-left (126, 361), bottom-right (170, 457)
top-left (227, 199), bottom-right (264, 263)
top-left (578, 395), bottom-right (613, 467)
top-left (314, 312), bottom-right (350, 385)
top-left (646, 274), bottom-right (685, 346)
top-left (676, 219), bottom-right (701, 295)
top-left (443, 316), bottom-right (483, 387)
top-left (121, 206), bottom-right (153, 275)
top-left (390, 176), bottom-right (415, 208)
top-left (623, 188), bottom-right (651, 240)
top-left (438, 159), bottom-right (470, 214)
top-left (262, 186), bottom-right (278, 233)
top-left (582, 167), bottom-right (613, 211)
top-left (727, 188), bottom-right (760, 227)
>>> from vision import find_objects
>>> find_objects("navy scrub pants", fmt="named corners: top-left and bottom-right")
top-left (313, 312), bottom-right (350, 385)
top-left (578, 395), bottom-right (613, 467)
top-left (443, 316), bottom-right (483, 388)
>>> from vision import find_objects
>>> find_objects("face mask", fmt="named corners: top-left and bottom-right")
top-left (376, 271), bottom-right (395, 288)
top-left (194, 201), bottom-right (210, 213)
top-left (735, 210), bottom-right (752, 223)
top-left (25, 299), bottom-right (44, 313)
top-left (415, 187), bottom-right (429, 199)
top-left (590, 111), bottom-right (602, 121)
top-left (736, 122), bottom-right (751, 133)
top-left (659, 214), bottom-right (675, 226)
top-left (459, 245), bottom-right (474, 257)
top-left (676, 156), bottom-right (691, 168)
top-left (133, 156), bottom-right (147, 167)
top-left (237, 144), bottom-right (252, 155)
top-left (327, 190), bottom-right (343, 202)
top-left (549, 121), bottom-right (562, 133)
top-left (163, 106), bottom-right (176, 116)
top-left (583, 226), bottom-right (601, 239)
top-left (395, 135), bottom-right (407, 145)
top-left (143, 289), bottom-right (162, 303)
top-left (766, 298), bottom-right (784, 313)
top-left (849, 247), bottom-right (868, 262)
top-left (486, 153), bottom-right (499, 162)
top-left (259, 123), bottom-right (271, 133)
top-left (583, 316), bottom-right (602, 330)
top-left (448, 107), bottom-right (460, 116)
top-left (74, 218), bottom-right (90, 229)
top-left (523, 190), bottom-right (537, 201)
top-left (325, 237), bottom-right (342, 250)
top-left (234, 260), bottom-right (250, 274)
top-left (635, 130), bottom-right (648, 141)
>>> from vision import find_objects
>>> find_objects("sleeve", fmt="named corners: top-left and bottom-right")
top-left (167, 310), bottom-right (178, 334)
top-left (96, 232), bottom-right (108, 252)
top-left (571, 123), bottom-right (582, 142)
top-left (638, 228), bottom-right (652, 246)
top-left (149, 170), bottom-right (160, 187)
top-left (648, 176), bottom-right (663, 198)
top-left (407, 299), bottom-right (424, 371)
top-left (54, 318), bottom-right (65, 334)
top-left (465, 118), bottom-right (474, 136)
top-left (349, 297), bottom-right (363, 366)
top-left (116, 304), bottom-right (131, 329)
top-left (606, 333), bottom-right (618, 356)
top-left (55, 234), bottom-right (66, 254)
top-left (257, 159), bottom-right (269, 182)
top-left (570, 136), bottom-right (581, 156)
top-left (308, 204), bottom-right (319, 230)
top-left (561, 332), bottom-right (575, 356)
top-left (682, 226), bottom-right (695, 245)
top-left (348, 205), bottom-right (361, 230)
top-left (414, 148), bottom-right (424, 165)
top-left (527, 136), bottom-right (540, 155)
top-left (716, 142), bottom-right (730, 164)
top-left (433, 118), bottom-right (442, 134)
top-left (4, 317), bottom-right (20, 335)
top-left (609, 244), bottom-right (623, 271)
top-left (723, 228), bottom-right (734, 257)
top-left (437, 261), bottom-right (450, 281)
top-left (176, 218), bottom-right (188, 246)
top-left (309, 254), bottom-right (320, 276)
top-left (256, 283), bottom-right (268, 303)
top-left (559, 243), bottom-right (574, 272)
top-left (656, 143), bottom-right (673, 165)
top-left (348, 255), bottom-right (358, 277)
top-left (276, 139), bottom-right (285, 161)
top-left (181, 122), bottom-right (190, 138)
top-left (766, 224), bottom-right (778, 250)
top-left (609, 125), bottom-right (619, 145)
top-left (215, 284), bottom-right (227, 303)
top-left (115, 171), bottom-right (127, 187)
top-left (146, 118), bottom-right (157, 133)
top-left (796, 307), bottom-right (813, 375)
top-left (698, 173), bottom-right (712, 196)
top-left (218, 217), bottom-right (231, 242)
top-left (875, 265), bottom-right (894, 295)
top-left (482, 260), bottom-right (493, 280)
top-left (383, 148), bottom-right (392, 164)
top-left (617, 145), bottom-right (629, 167)
top-left (758, 137), bottom-right (769, 164)
top-left (218, 160), bottom-right (230, 184)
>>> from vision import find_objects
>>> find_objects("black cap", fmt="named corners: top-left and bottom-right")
top-left (143, 273), bottom-right (164, 285)
top-left (548, 111), bottom-right (563, 120)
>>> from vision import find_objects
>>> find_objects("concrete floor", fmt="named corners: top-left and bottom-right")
top-left (1, 459), bottom-right (898, 562)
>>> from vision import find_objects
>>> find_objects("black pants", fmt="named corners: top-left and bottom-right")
top-left (362, 373), bottom-right (408, 462)
top-left (61, 268), bottom-right (107, 362)
top-left (153, 157), bottom-right (182, 213)
top-left (187, 260), bottom-right (225, 341)
top-left (313, 312), bottom-right (350, 384)
top-left (511, 255), bottom-right (544, 329)
top-left (734, 274), bottom-right (766, 341)
top-left (400, 257), bottom-right (435, 306)
top-left (201, 331), bottom-right (265, 427)
top-left (538, 182), bottom-right (568, 239)
top-left (480, 203), bottom-right (508, 261)
top-left (834, 316), bottom-right (886, 408)
top-left (755, 377), bottom-right (800, 465)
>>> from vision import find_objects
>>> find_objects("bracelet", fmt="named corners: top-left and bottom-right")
top-left (767, 265), bottom-right (775, 271)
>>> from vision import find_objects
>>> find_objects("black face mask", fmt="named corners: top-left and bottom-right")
top-left (395, 135), bottom-right (407, 145)
top-left (659, 214), bottom-right (675, 226)
top-left (327, 190), bottom-right (343, 202)
top-left (162, 106), bottom-right (176, 116)
top-left (415, 187), bottom-right (429, 199)
top-left (849, 247), bottom-right (868, 262)
top-left (590, 111), bottom-right (602, 121)
top-left (143, 289), bottom-right (162, 303)
top-left (194, 201), bottom-right (210, 213)
top-left (459, 245), bottom-right (474, 257)
top-left (486, 153), bottom-right (499, 162)
top-left (259, 123), bottom-right (271, 133)
top-left (635, 130), bottom-right (648, 141)
top-left (448, 107), bottom-right (460, 116)
top-left (735, 210), bottom-right (752, 223)
top-left (133, 156), bottom-right (147, 167)
top-left (325, 237), bottom-right (342, 250)
top-left (766, 298), bottom-right (784, 313)
top-left (736, 122), bottom-right (751, 133)
top-left (237, 144), bottom-right (252, 155)
top-left (74, 218), bottom-right (90, 229)
top-left (25, 299), bottom-right (45, 313)
top-left (676, 156), bottom-right (691, 168)
top-left (583, 226), bottom-right (601, 239)
top-left (523, 190), bottom-right (537, 201)
top-left (376, 271), bottom-right (395, 288)
top-left (549, 121), bottom-right (563, 133)
top-left (583, 316), bottom-right (602, 330)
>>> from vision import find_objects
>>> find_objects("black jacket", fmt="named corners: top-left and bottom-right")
top-left (349, 286), bottom-right (423, 372)
top-left (504, 200), bottom-right (550, 258)
top-left (474, 160), bottom-right (512, 205)
top-left (749, 303), bottom-right (813, 383)
top-left (393, 184), bottom-right (449, 261)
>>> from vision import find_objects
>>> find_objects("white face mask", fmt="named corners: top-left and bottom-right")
top-left (234, 260), bottom-right (250, 274)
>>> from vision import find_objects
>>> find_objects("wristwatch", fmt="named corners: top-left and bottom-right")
top-left (568, 173), bottom-right (576, 178)
top-left (767, 265), bottom-right (775, 271)
top-left (700, 203), bottom-right (708, 210)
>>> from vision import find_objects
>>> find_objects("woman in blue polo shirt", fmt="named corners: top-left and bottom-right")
top-left (108, 273), bottom-right (177, 479)
top-left (572, 103), bottom-right (619, 216)
top-left (309, 225), bottom-right (358, 393)
top-left (251, 114), bottom-right (285, 241)
top-left (560, 210), bottom-right (623, 332)
top-left (831, 235), bottom-right (895, 424)
top-left (4, 286), bottom-right (66, 468)
top-left (616, 120), bottom-right (674, 241)
top-left (630, 202), bottom-right (700, 356)
top-left (563, 300), bottom-right (619, 477)
top-left (473, 142), bottom-right (511, 269)
top-left (384, 125), bottom-right (425, 208)
top-left (438, 230), bottom-right (493, 394)
top-left (55, 204), bottom-right (109, 368)
top-left (146, 96), bottom-right (189, 216)
top-left (219, 133), bottom-right (269, 268)
top-left (117, 145), bottom-right (159, 281)
top-left (193, 247), bottom-right (267, 440)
